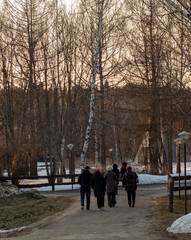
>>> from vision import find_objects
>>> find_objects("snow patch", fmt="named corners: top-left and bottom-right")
top-left (0, 182), bottom-right (22, 198)
top-left (0, 226), bottom-right (25, 233)
top-left (167, 213), bottom-right (191, 233)
top-left (138, 174), bottom-right (167, 184)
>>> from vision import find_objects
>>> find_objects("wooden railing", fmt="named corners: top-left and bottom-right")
top-left (0, 174), bottom-right (80, 191)
top-left (168, 174), bottom-right (191, 212)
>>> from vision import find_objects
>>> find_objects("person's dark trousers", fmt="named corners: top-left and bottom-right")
top-left (80, 189), bottom-right (91, 210)
top-left (97, 196), bottom-right (104, 208)
top-left (107, 192), bottom-right (116, 207)
top-left (127, 190), bottom-right (136, 207)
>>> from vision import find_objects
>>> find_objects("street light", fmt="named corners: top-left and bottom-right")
top-left (108, 148), bottom-right (113, 164)
top-left (67, 143), bottom-right (74, 151)
top-left (67, 144), bottom-right (74, 177)
top-left (178, 131), bottom-right (191, 214)
top-left (174, 138), bottom-right (183, 199)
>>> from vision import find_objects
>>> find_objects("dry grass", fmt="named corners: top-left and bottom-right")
top-left (153, 194), bottom-right (191, 240)
top-left (0, 194), bottom-right (74, 230)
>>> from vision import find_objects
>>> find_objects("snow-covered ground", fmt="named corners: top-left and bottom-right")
top-left (19, 162), bottom-right (168, 192)
top-left (19, 161), bottom-right (191, 192)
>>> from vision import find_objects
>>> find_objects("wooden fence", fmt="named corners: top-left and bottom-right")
top-left (168, 174), bottom-right (191, 212)
top-left (0, 174), bottom-right (80, 191)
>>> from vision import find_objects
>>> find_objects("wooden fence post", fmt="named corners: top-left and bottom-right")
top-left (51, 174), bottom-right (55, 191)
top-left (168, 176), bottom-right (174, 212)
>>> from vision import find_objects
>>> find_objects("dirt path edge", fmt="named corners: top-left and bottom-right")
top-left (0, 198), bottom-right (78, 238)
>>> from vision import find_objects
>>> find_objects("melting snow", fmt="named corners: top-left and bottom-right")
top-left (167, 213), bottom-right (191, 233)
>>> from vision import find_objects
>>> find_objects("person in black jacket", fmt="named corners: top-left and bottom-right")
top-left (122, 165), bottom-right (139, 207)
top-left (120, 162), bottom-right (127, 178)
top-left (112, 163), bottom-right (119, 179)
top-left (91, 169), bottom-right (106, 210)
top-left (78, 166), bottom-right (93, 210)
top-left (112, 163), bottom-right (119, 195)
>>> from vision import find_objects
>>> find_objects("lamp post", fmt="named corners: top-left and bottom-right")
top-left (178, 131), bottom-right (191, 215)
top-left (174, 138), bottom-right (183, 200)
top-left (67, 144), bottom-right (74, 179)
top-left (108, 148), bottom-right (113, 164)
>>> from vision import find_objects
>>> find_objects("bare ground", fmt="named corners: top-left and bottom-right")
top-left (0, 185), bottom-right (191, 240)
top-left (0, 192), bottom-right (74, 230)
top-left (152, 193), bottom-right (191, 240)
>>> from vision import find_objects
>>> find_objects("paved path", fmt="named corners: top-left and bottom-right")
top-left (1, 185), bottom-right (175, 240)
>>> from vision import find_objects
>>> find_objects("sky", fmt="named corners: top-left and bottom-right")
top-left (0, 0), bottom-right (77, 8)
top-left (62, 0), bottom-right (77, 8)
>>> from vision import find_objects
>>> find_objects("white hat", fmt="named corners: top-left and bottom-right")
top-left (107, 166), bottom-right (112, 171)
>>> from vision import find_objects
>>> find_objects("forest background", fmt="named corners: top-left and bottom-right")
top-left (0, 0), bottom-right (191, 179)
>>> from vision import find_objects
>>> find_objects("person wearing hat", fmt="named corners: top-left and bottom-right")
top-left (112, 163), bottom-right (119, 179)
top-left (120, 162), bottom-right (127, 178)
top-left (91, 169), bottom-right (106, 210)
top-left (112, 163), bottom-right (120, 195)
top-left (104, 166), bottom-right (119, 208)
top-left (78, 166), bottom-right (93, 210)
top-left (122, 165), bottom-right (139, 207)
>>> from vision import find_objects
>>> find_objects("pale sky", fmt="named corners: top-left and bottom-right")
top-left (0, 0), bottom-right (77, 7)
top-left (62, 0), bottom-right (76, 7)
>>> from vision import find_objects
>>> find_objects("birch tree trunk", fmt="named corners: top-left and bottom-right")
top-left (80, 0), bottom-right (104, 169)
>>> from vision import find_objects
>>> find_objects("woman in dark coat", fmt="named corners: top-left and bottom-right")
top-left (91, 169), bottom-right (106, 210)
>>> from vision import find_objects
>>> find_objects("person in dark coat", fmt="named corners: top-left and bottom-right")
top-left (112, 163), bottom-right (119, 179)
top-left (78, 166), bottom-right (93, 210)
top-left (122, 165), bottom-right (139, 207)
top-left (121, 162), bottom-right (127, 178)
top-left (112, 163), bottom-right (120, 195)
top-left (91, 169), bottom-right (106, 210)
top-left (105, 166), bottom-right (119, 207)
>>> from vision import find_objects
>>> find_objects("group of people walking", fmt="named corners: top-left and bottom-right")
top-left (78, 162), bottom-right (139, 211)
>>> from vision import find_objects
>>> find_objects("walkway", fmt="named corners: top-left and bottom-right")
top-left (1, 185), bottom-right (174, 240)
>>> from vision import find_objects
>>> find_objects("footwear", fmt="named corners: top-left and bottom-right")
top-left (97, 208), bottom-right (101, 211)
top-left (81, 206), bottom-right (84, 210)
top-left (100, 207), bottom-right (104, 211)
top-left (132, 203), bottom-right (135, 207)
top-left (128, 203), bottom-right (131, 207)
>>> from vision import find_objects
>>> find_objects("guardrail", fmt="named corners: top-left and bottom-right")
top-left (0, 174), bottom-right (80, 191)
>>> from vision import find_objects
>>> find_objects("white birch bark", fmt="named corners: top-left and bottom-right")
top-left (80, 1), bottom-right (104, 169)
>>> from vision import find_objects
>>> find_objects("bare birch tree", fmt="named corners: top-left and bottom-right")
top-left (79, 0), bottom-right (104, 169)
